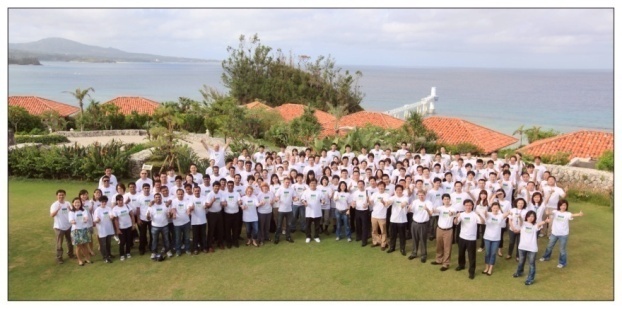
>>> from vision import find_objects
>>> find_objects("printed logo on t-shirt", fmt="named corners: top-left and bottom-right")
top-left (456, 198), bottom-right (462, 203)
top-left (120, 210), bottom-right (129, 217)
top-left (556, 215), bottom-right (565, 221)
top-left (61, 207), bottom-right (68, 213)
top-left (525, 226), bottom-right (533, 234)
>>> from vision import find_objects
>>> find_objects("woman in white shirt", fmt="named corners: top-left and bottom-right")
top-left (510, 210), bottom-right (549, 285)
top-left (539, 199), bottom-right (584, 268)
top-left (241, 187), bottom-right (260, 247)
top-left (333, 181), bottom-right (352, 241)
top-left (481, 202), bottom-right (511, 276)
top-left (507, 198), bottom-right (528, 261)
top-left (68, 198), bottom-right (91, 266)
top-left (93, 196), bottom-right (116, 264)
top-left (318, 176), bottom-right (334, 235)
top-left (257, 183), bottom-right (274, 245)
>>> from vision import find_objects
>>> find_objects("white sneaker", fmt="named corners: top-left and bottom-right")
top-left (120, 256), bottom-right (125, 261)
top-left (126, 253), bottom-right (132, 259)
top-left (314, 238), bottom-right (320, 243)
top-left (477, 248), bottom-right (483, 253)
top-left (539, 257), bottom-right (546, 262)
top-left (167, 251), bottom-right (173, 258)
top-left (113, 235), bottom-right (120, 244)
top-left (347, 238), bottom-right (352, 242)
top-left (306, 238), bottom-right (311, 243)
top-left (557, 264), bottom-right (565, 268)
top-left (336, 237), bottom-right (340, 241)
top-left (150, 253), bottom-right (156, 260)
top-left (282, 230), bottom-right (286, 235)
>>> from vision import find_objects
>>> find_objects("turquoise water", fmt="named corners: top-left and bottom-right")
top-left (8, 61), bottom-right (613, 136)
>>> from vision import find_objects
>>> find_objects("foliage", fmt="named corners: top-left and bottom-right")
top-left (8, 105), bottom-right (45, 133)
top-left (522, 151), bottom-right (571, 165)
top-left (443, 142), bottom-right (484, 156)
top-left (8, 140), bottom-right (133, 181)
top-left (125, 111), bottom-right (152, 130)
top-left (265, 122), bottom-right (292, 148)
top-left (149, 104), bottom-right (189, 173)
top-left (513, 124), bottom-right (525, 147)
top-left (203, 96), bottom-right (247, 142)
top-left (149, 144), bottom-right (210, 176)
top-left (221, 34), bottom-right (364, 113)
top-left (245, 107), bottom-right (284, 139)
top-left (566, 184), bottom-right (612, 207)
top-left (595, 150), bottom-right (614, 172)
top-left (288, 106), bottom-right (322, 146)
top-left (39, 110), bottom-right (68, 132)
top-left (64, 87), bottom-right (94, 130)
top-left (229, 138), bottom-right (259, 156)
top-left (524, 126), bottom-right (559, 144)
top-left (15, 134), bottom-right (70, 145)
top-left (160, 97), bottom-right (208, 133)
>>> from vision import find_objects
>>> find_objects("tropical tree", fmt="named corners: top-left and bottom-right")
top-left (289, 106), bottom-right (322, 146)
top-left (39, 110), bottom-right (67, 132)
top-left (64, 87), bottom-right (94, 131)
top-left (8, 105), bottom-right (43, 133)
top-left (524, 126), bottom-right (559, 144)
top-left (401, 112), bottom-right (437, 151)
top-left (513, 125), bottom-right (525, 147)
top-left (327, 103), bottom-right (347, 135)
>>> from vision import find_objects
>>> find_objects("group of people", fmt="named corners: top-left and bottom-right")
top-left (50, 140), bottom-right (584, 285)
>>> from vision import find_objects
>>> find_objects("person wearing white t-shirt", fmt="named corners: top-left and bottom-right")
top-left (135, 170), bottom-right (153, 194)
top-left (291, 174), bottom-right (309, 233)
top-left (454, 199), bottom-right (483, 280)
top-left (301, 179), bottom-right (327, 243)
top-left (426, 179), bottom-right (444, 241)
top-left (388, 185), bottom-right (409, 254)
top-left (240, 186), bottom-right (260, 246)
top-left (481, 202), bottom-right (511, 276)
top-left (68, 197), bottom-right (92, 266)
top-left (205, 182), bottom-right (224, 251)
top-left (221, 181), bottom-right (242, 248)
top-left (318, 176), bottom-right (334, 235)
top-left (257, 183), bottom-right (275, 245)
top-left (93, 196), bottom-right (116, 264)
top-left (201, 138), bottom-right (230, 169)
top-left (408, 191), bottom-right (434, 262)
top-left (506, 198), bottom-right (528, 261)
top-left (253, 145), bottom-right (267, 165)
top-left (352, 181), bottom-right (372, 246)
top-left (146, 193), bottom-right (173, 259)
top-left (510, 210), bottom-right (549, 285)
top-left (369, 181), bottom-right (391, 251)
top-left (188, 186), bottom-right (208, 254)
top-left (171, 188), bottom-right (191, 255)
top-left (432, 194), bottom-right (456, 270)
top-left (273, 177), bottom-right (296, 244)
top-left (50, 189), bottom-right (74, 263)
top-left (98, 167), bottom-right (118, 189)
top-left (78, 190), bottom-right (96, 257)
top-left (450, 182), bottom-right (470, 244)
top-left (135, 183), bottom-right (154, 255)
top-left (326, 143), bottom-right (341, 164)
top-left (540, 199), bottom-right (584, 268)
top-left (333, 181), bottom-right (352, 241)
top-left (542, 176), bottom-right (568, 235)
top-left (112, 194), bottom-right (135, 261)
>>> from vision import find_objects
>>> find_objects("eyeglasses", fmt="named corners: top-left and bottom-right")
top-left (103, 180), bottom-right (109, 182)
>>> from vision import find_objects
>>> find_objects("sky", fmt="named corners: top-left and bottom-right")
top-left (7, 8), bottom-right (614, 70)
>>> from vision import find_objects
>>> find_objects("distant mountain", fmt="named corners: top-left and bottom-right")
top-left (9, 37), bottom-right (216, 63)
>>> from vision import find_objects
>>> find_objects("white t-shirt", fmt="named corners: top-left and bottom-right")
top-left (209, 149), bottom-right (226, 168)
top-left (457, 212), bottom-right (481, 241)
top-left (436, 206), bottom-right (456, 229)
top-left (199, 184), bottom-right (213, 197)
top-left (81, 200), bottom-right (95, 228)
top-left (68, 209), bottom-right (89, 231)
top-left (370, 192), bottom-right (391, 219)
top-left (275, 186), bottom-right (295, 212)
top-left (253, 152), bottom-right (267, 165)
top-left (123, 192), bottom-right (140, 211)
top-left (94, 206), bottom-right (115, 237)
top-left (327, 150), bottom-right (341, 163)
top-left (292, 183), bottom-right (308, 206)
top-left (550, 210), bottom-right (574, 236)
top-left (99, 174), bottom-right (118, 188)
top-left (51, 201), bottom-right (72, 230)
top-left (206, 191), bottom-right (223, 213)
top-left (189, 196), bottom-right (207, 225)
top-left (137, 194), bottom-right (154, 221)
top-left (112, 205), bottom-right (133, 229)
top-left (410, 199), bottom-right (433, 223)
top-left (241, 195), bottom-right (260, 222)
top-left (222, 191), bottom-right (241, 214)
top-left (171, 198), bottom-right (190, 226)
top-left (99, 185), bottom-right (118, 203)
top-left (318, 185), bottom-right (333, 210)
top-left (545, 186), bottom-right (566, 208)
top-left (518, 222), bottom-right (541, 252)
top-left (257, 191), bottom-right (274, 214)
top-left (450, 192), bottom-right (470, 212)
top-left (301, 189), bottom-right (325, 218)
top-left (483, 212), bottom-right (504, 241)
top-left (390, 195), bottom-right (410, 223)
top-left (135, 178), bottom-right (153, 192)
top-left (333, 191), bottom-right (351, 211)
top-left (148, 203), bottom-right (170, 228)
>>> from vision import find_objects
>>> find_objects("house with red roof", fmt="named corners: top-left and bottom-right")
top-left (339, 111), bottom-right (405, 131)
top-left (102, 96), bottom-right (160, 116)
top-left (422, 116), bottom-right (518, 154)
top-left (517, 130), bottom-right (613, 160)
top-left (8, 96), bottom-right (80, 117)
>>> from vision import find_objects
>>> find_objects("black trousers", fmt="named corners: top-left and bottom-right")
top-left (192, 223), bottom-right (207, 251)
top-left (411, 221), bottom-right (429, 258)
top-left (138, 220), bottom-right (152, 254)
top-left (458, 237), bottom-right (476, 276)
top-left (478, 224), bottom-right (486, 249)
top-left (258, 213), bottom-right (272, 242)
top-left (355, 209), bottom-right (370, 245)
top-left (207, 211), bottom-right (224, 249)
top-left (98, 235), bottom-right (112, 260)
top-left (167, 222), bottom-right (175, 246)
top-left (119, 227), bottom-right (132, 256)
top-left (305, 217), bottom-right (321, 239)
top-left (236, 210), bottom-right (243, 238)
top-left (349, 207), bottom-right (357, 234)
top-left (223, 212), bottom-right (239, 246)
top-left (389, 222), bottom-right (407, 250)
top-left (452, 219), bottom-right (462, 244)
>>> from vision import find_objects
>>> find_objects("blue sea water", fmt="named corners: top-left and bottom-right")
top-left (8, 61), bottom-right (613, 136)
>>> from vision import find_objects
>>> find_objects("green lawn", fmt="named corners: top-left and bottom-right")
top-left (8, 179), bottom-right (614, 300)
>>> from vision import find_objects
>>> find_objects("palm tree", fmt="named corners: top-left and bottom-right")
top-left (513, 124), bottom-right (525, 147)
top-left (64, 87), bottom-right (94, 131)
top-left (327, 103), bottom-right (348, 135)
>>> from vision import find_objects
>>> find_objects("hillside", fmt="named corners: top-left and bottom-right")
top-left (8, 37), bottom-right (215, 63)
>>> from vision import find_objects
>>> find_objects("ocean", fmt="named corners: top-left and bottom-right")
top-left (8, 61), bottom-right (613, 136)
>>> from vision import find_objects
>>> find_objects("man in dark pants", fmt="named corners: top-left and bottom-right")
top-left (136, 183), bottom-right (154, 255)
top-left (408, 191), bottom-right (433, 263)
top-left (206, 181), bottom-right (224, 251)
top-left (222, 181), bottom-right (241, 248)
top-left (351, 181), bottom-right (370, 246)
top-left (273, 177), bottom-right (295, 244)
top-left (453, 199), bottom-right (481, 279)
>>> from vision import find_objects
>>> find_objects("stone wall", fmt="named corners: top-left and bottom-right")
top-left (544, 164), bottom-right (613, 192)
top-left (129, 148), bottom-right (154, 178)
top-left (56, 130), bottom-right (148, 137)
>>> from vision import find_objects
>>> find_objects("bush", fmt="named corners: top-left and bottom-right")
top-left (443, 142), bottom-right (484, 156)
top-left (15, 134), bottom-right (70, 145)
top-left (522, 151), bottom-right (570, 165)
top-left (566, 185), bottom-right (612, 207)
top-left (596, 150), bottom-right (613, 172)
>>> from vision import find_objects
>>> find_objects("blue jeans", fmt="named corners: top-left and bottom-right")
top-left (245, 221), bottom-right (259, 240)
top-left (174, 222), bottom-right (191, 254)
top-left (516, 250), bottom-right (537, 283)
top-left (484, 239), bottom-right (500, 265)
top-left (335, 210), bottom-right (351, 238)
top-left (542, 234), bottom-right (568, 266)
top-left (151, 225), bottom-right (171, 254)
top-left (275, 211), bottom-right (293, 239)
top-left (291, 204), bottom-right (306, 231)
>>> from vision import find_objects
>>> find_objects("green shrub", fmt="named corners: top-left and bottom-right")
top-left (443, 142), bottom-right (484, 156)
top-left (15, 134), bottom-right (70, 145)
top-left (566, 186), bottom-right (612, 207)
top-left (596, 150), bottom-right (613, 172)
top-left (522, 151), bottom-right (570, 165)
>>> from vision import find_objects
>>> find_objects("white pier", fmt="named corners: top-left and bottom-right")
top-left (384, 87), bottom-right (437, 119)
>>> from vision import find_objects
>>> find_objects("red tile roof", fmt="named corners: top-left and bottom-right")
top-left (8, 96), bottom-right (80, 117)
top-left (423, 116), bottom-right (518, 153)
top-left (103, 96), bottom-right (160, 115)
top-left (274, 103), bottom-right (336, 125)
top-left (339, 111), bottom-right (405, 130)
top-left (244, 101), bottom-right (273, 110)
top-left (517, 130), bottom-right (613, 160)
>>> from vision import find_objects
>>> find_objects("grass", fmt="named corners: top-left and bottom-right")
top-left (8, 179), bottom-right (614, 300)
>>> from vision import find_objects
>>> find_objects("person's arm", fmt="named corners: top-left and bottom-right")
top-left (508, 215), bottom-right (519, 233)
top-left (201, 139), bottom-right (210, 152)
top-left (536, 217), bottom-right (550, 228)
top-left (571, 210), bottom-right (584, 218)
top-left (113, 216), bottom-right (122, 235)
top-left (135, 207), bottom-right (142, 225)
top-left (50, 203), bottom-right (60, 217)
top-left (223, 140), bottom-right (231, 151)
top-left (425, 203), bottom-right (433, 216)
top-left (474, 212), bottom-right (485, 224)
top-left (560, 186), bottom-right (568, 198)
top-left (453, 214), bottom-right (460, 225)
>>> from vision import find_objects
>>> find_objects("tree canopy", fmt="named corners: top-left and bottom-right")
top-left (221, 34), bottom-right (364, 114)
